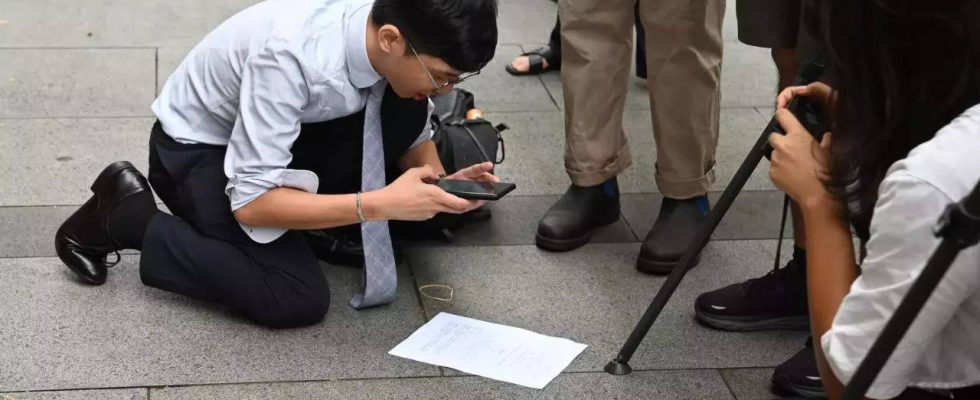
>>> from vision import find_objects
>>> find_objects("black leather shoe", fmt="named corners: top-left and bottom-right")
top-left (55, 161), bottom-right (151, 284)
top-left (636, 196), bottom-right (709, 275)
top-left (536, 179), bottom-right (620, 252)
top-left (304, 228), bottom-right (411, 268)
top-left (303, 229), bottom-right (366, 268)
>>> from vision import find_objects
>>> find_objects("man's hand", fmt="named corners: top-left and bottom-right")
top-left (367, 165), bottom-right (485, 221)
top-left (444, 162), bottom-right (499, 183)
top-left (442, 161), bottom-right (499, 210)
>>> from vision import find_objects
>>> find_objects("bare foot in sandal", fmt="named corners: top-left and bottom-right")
top-left (505, 45), bottom-right (561, 76)
top-left (509, 55), bottom-right (550, 73)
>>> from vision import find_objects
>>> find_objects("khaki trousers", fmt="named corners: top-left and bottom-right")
top-left (559, 0), bottom-right (724, 199)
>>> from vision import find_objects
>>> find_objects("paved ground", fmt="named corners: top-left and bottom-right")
top-left (0, 1), bottom-right (806, 398)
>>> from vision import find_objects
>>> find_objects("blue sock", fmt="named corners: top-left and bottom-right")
top-left (693, 195), bottom-right (710, 216)
top-left (601, 178), bottom-right (619, 198)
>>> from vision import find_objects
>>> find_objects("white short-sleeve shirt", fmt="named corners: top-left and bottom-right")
top-left (821, 103), bottom-right (980, 399)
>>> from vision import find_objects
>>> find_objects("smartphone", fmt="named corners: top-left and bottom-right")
top-left (435, 179), bottom-right (516, 201)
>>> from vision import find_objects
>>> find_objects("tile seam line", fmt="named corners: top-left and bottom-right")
top-left (0, 366), bottom-right (760, 394)
top-left (717, 368), bottom-right (740, 399)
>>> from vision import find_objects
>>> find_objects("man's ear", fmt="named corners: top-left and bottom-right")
top-left (377, 24), bottom-right (404, 56)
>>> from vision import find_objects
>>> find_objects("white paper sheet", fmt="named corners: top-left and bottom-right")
top-left (389, 312), bottom-right (587, 389)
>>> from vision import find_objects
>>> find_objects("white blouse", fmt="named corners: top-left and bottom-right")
top-left (822, 104), bottom-right (980, 399)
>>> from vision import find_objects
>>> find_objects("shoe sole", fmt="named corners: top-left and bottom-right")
top-left (695, 309), bottom-right (810, 331)
top-left (535, 232), bottom-right (592, 252)
top-left (635, 253), bottom-right (700, 275)
top-left (535, 214), bottom-right (619, 253)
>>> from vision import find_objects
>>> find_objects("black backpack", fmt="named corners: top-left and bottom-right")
top-left (430, 88), bottom-right (508, 174)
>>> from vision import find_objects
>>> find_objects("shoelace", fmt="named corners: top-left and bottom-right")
top-left (101, 202), bottom-right (125, 268)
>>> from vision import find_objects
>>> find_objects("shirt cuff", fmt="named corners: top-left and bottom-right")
top-left (225, 168), bottom-right (319, 243)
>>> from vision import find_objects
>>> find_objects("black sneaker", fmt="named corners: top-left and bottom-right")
top-left (694, 257), bottom-right (809, 331)
top-left (772, 340), bottom-right (826, 398)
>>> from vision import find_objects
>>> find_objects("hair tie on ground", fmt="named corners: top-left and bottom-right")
top-left (419, 284), bottom-right (454, 302)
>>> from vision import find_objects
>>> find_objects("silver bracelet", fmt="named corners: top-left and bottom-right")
top-left (355, 192), bottom-right (366, 223)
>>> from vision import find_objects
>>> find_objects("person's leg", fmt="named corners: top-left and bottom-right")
top-left (634, 1), bottom-right (647, 79)
top-left (773, 48), bottom-right (802, 93)
top-left (559, 0), bottom-right (634, 186)
top-left (696, 1), bottom-right (824, 397)
top-left (694, 0), bottom-right (811, 325)
top-left (535, 0), bottom-right (634, 252)
top-left (141, 218), bottom-right (329, 328)
top-left (140, 127), bottom-right (329, 328)
top-left (735, 0), bottom-right (804, 95)
top-left (549, 13), bottom-right (562, 52)
top-left (633, 0), bottom-right (724, 274)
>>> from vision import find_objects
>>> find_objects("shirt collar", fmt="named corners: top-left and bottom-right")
top-left (345, 0), bottom-right (383, 89)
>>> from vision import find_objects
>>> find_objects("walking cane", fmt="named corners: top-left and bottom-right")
top-left (606, 62), bottom-right (826, 375)
top-left (842, 179), bottom-right (980, 400)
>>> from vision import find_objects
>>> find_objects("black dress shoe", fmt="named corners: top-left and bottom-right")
top-left (55, 161), bottom-right (151, 284)
top-left (636, 196), bottom-right (709, 275)
top-left (303, 229), bottom-right (367, 268)
top-left (536, 178), bottom-right (620, 252)
top-left (304, 227), bottom-right (414, 268)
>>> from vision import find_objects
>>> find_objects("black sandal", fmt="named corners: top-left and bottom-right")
top-left (505, 45), bottom-right (561, 76)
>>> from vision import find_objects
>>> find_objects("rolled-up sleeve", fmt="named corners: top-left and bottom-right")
top-left (223, 43), bottom-right (319, 242)
top-left (821, 172), bottom-right (980, 399)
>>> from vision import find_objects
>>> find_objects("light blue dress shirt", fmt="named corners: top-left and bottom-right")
top-left (152, 0), bottom-right (434, 243)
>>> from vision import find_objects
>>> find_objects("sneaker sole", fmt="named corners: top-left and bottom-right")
top-left (695, 309), bottom-right (810, 331)
top-left (772, 374), bottom-right (826, 398)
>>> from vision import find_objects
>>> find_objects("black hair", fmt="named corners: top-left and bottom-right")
top-left (821, 0), bottom-right (980, 240)
top-left (371, 0), bottom-right (498, 73)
